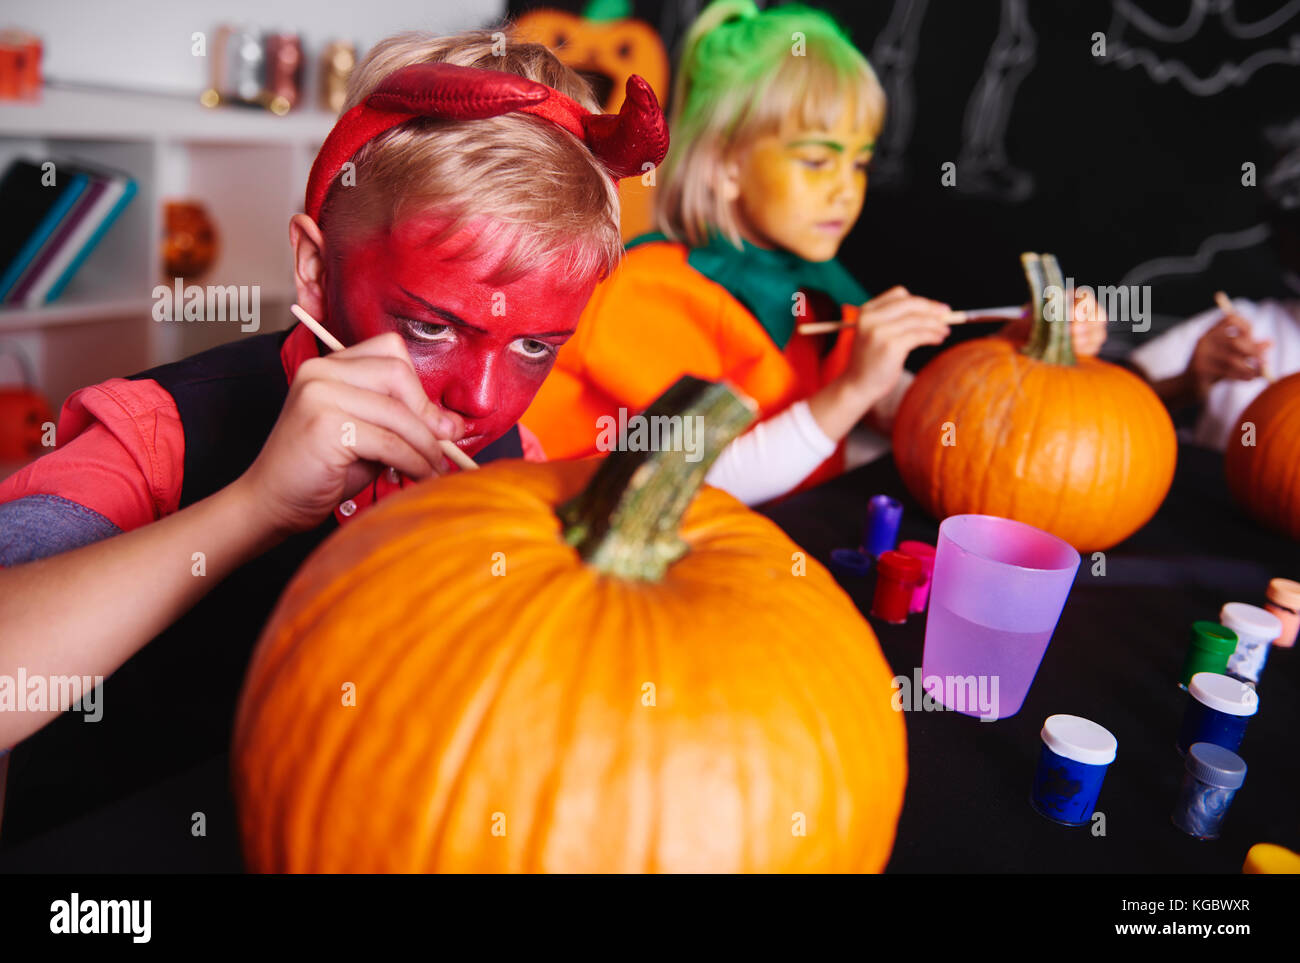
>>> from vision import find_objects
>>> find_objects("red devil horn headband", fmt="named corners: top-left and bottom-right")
top-left (304, 62), bottom-right (670, 221)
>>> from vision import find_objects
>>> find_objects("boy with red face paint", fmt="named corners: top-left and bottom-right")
top-left (0, 30), bottom-right (666, 835)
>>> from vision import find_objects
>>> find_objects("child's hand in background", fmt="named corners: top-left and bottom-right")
top-left (1001, 288), bottom-right (1108, 356)
top-left (1071, 288), bottom-right (1108, 357)
top-left (238, 331), bottom-right (464, 537)
top-left (1187, 311), bottom-right (1273, 397)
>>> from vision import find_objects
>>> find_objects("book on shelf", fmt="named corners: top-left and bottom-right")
top-left (0, 158), bottom-right (137, 309)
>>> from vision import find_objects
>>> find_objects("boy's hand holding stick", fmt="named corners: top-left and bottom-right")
top-left (237, 306), bottom-right (472, 537)
top-left (291, 304), bottom-right (478, 472)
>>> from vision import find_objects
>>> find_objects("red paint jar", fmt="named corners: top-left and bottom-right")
top-left (871, 550), bottom-right (924, 624)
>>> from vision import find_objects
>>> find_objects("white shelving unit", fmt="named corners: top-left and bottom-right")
top-left (0, 85), bottom-right (337, 407)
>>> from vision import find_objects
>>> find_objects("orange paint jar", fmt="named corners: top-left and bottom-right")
top-left (1265, 578), bottom-right (1300, 648)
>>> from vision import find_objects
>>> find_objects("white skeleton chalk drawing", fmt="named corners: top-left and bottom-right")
top-left (1100, 0), bottom-right (1300, 96)
top-left (956, 0), bottom-right (1037, 202)
top-left (870, 0), bottom-right (1037, 201)
top-left (1121, 120), bottom-right (1300, 330)
top-left (868, 0), bottom-right (931, 189)
top-left (1121, 223), bottom-right (1274, 290)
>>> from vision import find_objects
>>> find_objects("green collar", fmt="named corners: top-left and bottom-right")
top-left (627, 231), bottom-right (868, 349)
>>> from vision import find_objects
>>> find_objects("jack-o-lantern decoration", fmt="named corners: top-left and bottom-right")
top-left (516, 0), bottom-right (670, 241)
top-left (0, 343), bottom-right (54, 461)
top-left (162, 200), bottom-right (219, 279)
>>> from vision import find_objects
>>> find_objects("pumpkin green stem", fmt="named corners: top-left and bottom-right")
top-left (1019, 251), bottom-right (1076, 366)
top-left (557, 376), bottom-right (756, 580)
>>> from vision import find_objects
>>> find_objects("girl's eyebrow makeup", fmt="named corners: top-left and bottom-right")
top-left (785, 138), bottom-right (875, 152)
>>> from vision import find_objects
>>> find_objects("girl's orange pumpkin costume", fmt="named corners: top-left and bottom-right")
top-left (523, 235), bottom-right (863, 490)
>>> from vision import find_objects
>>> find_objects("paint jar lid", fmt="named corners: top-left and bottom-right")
top-left (1189, 672), bottom-right (1258, 716)
top-left (898, 540), bottom-right (936, 573)
top-left (869, 494), bottom-right (902, 516)
top-left (877, 549), bottom-right (924, 584)
top-left (1040, 714), bottom-right (1117, 766)
top-left (1190, 621), bottom-right (1238, 655)
top-left (1267, 578), bottom-right (1300, 610)
top-left (1186, 742), bottom-right (1247, 789)
top-left (1220, 603), bottom-right (1283, 643)
top-left (830, 547), bottom-right (872, 577)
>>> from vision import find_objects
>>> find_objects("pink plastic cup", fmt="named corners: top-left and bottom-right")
top-left (921, 515), bottom-right (1080, 721)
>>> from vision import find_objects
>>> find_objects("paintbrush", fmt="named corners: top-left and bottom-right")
top-left (796, 305), bottom-right (1028, 336)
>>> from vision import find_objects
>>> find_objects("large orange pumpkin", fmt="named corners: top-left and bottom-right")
top-left (233, 379), bottom-right (907, 873)
top-left (515, 1), bottom-right (670, 242)
top-left (892, 254), bottom-right (1177, 553)
top-left (1224, 371), bottom-right (1300, 541)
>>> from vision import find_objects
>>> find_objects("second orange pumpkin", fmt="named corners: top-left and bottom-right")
top-left (892, 255), bottom-right (1177, 553)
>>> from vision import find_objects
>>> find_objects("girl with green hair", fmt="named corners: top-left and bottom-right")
top-left (523, 0), bottom-right (1104, 503)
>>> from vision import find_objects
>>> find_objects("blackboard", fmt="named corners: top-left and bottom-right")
top-left (507, 0), bottom-right (1300, 358)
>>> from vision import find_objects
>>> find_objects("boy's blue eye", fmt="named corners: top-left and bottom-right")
top-left (799, 157), bottom-right (830, 170)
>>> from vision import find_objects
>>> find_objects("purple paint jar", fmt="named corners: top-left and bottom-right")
top-left (864, 495), bottom-right (902, 559)
top-left (1030, 714), bottom-right (1117, 826)
top-left (1177, 673), bottom-right (1258, 756)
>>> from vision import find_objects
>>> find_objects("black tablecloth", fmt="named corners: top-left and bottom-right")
top-left (1, 443), bottom-right (1296, 872)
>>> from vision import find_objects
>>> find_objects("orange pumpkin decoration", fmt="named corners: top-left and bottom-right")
top-left (1224, 371), bottom-right (1300, 541)
top-left (892, 254), bottom-right (1177, 553)
top-left (233, 379), bottom-right (907, 873)
top-left (515, 0), bottom-right (669, 241)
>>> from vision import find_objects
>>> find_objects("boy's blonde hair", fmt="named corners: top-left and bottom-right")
top-left (319, 29), bottom-right (622, 286)
top-left (656, 0), bottom-right (886, 249)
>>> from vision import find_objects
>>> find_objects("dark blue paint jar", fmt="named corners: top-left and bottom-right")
top-left (1172, 743), bottom-right (1247, 840)
top-left (829, 547), bottom-right (872, 576)
top-left (1177, 673), bottom-right (1258, 756)
top-left (1030, 714), bottom-right (1118, 826)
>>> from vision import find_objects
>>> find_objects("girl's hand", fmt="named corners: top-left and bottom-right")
top-left (236, 331), bottom-right (464, 537)
top-left (844, 286), bottom-right (953, 407)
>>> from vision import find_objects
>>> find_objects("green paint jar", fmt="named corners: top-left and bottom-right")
top-left (1179, 621), bottom-right (1238, 689)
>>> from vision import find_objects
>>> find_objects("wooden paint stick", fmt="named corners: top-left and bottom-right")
top-left (796, 305), bottom-right (1024, 336)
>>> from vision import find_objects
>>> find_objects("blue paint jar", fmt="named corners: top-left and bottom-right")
top-left (864, 495), bottom-right (902, 559)
top-left (1171, 743), bottom-right (1247, 840)
top-left (1177, 673), bottom-right (1258, 756)
top-left (1030, 714), bottom-right (1118, 826)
